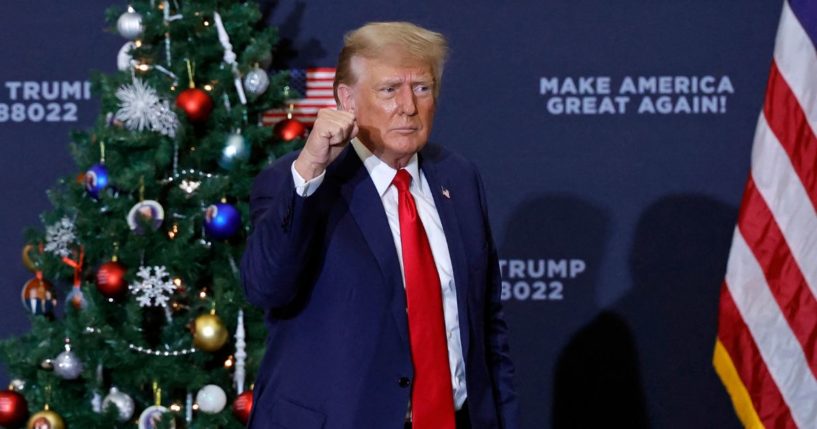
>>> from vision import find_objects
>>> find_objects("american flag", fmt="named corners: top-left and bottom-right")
top-left (714, 1), bottom-right (817, 427)
top-left (262, 68), bottom-right (337, 127)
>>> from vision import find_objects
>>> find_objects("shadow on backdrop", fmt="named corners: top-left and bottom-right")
top-left (552, 310), bottom-right (648, 429)
top-left (498, 195), bottom-right (610, 429)
top-left (624, 194), bottom-right (739, 428)
top-left (261, 0), bottom-right (328, 69)
top-left (553, 194), bottom-right (740, 428)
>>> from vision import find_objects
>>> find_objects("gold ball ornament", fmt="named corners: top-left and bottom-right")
top-left (192, 312), bottom-right (228, 352)
top-left (27, 407), bottom-right (65, 429)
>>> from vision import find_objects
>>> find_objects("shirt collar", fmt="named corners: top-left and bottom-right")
top-left (351, 138), bottom-right (420, 197)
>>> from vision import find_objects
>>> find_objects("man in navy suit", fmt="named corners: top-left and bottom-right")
top-left (241, 22), bottom-right (518, 429)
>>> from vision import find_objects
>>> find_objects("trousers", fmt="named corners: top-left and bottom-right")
top-left (404, 401), bottom-right (471, 429)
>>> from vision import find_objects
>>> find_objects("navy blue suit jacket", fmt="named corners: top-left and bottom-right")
top-left (241, 143), bottom-right (519, 429)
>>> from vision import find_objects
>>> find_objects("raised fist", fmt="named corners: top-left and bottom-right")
top-left (294, 109), bottom-right (358, 180)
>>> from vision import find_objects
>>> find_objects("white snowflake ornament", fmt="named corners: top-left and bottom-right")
top-left (44, 217), bottom-right (76, 257)
top-left (114, 78), bottom-right (178, 138)
top-left (115, 78), bottom-right (157, 131)
top-left (131, 265), bottom-right (177, 307)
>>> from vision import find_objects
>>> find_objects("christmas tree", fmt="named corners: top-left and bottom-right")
top-left (0, 1), bottom-right (304, 427)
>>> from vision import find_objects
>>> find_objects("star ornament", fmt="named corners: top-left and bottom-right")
top-left (179, 179), bottom-right (201, 194)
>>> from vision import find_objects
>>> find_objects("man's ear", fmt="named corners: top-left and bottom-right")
top-left (337, 84), bottom-right (355, 112)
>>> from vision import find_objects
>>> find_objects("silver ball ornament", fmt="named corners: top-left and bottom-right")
top-left (218, 133), bottom-right (250, 169)
top-left (117, 8), bottom-right (144, 40)
top-left (102, 387), bottom-right (135, 422)
top-left (243, 68), bottom-right (269, 98)
top-left (195, 384), bottom-right (227, 414)
top-left (53, 349), bottom-right (83, 380)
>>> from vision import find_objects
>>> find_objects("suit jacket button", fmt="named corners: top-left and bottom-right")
top-left (398, 377), bottom-right (411, 388)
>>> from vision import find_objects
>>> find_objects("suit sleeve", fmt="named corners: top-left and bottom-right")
top-left (475, 167), bottom-right (521, 429)
top-left (240, 160), bottom-right (325, 310)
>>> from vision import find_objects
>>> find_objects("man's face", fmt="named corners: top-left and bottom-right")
top-left (341, 54), bottom-right (436, 164)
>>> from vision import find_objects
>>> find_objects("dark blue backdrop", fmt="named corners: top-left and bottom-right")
top-left (0, 1), bottom-right (783, 427)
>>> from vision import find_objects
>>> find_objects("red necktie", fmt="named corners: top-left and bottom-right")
top-left (392, 169), bottom-right (456, 429)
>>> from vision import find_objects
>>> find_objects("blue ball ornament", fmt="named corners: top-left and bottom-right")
top-left (204, 203), bottom-right (241, 240)
top-left (85, 164), bottom-right (110, 199)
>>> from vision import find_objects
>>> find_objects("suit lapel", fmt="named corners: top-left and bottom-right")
top-left (331, 147), bottom-right (410, 349)
top-left (419, 149), bottom-right (472, 360)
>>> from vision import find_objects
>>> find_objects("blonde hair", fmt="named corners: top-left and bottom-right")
top-left (333, 22), bottom-right (449, 102)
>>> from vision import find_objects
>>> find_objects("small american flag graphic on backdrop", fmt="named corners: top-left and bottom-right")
top-left (262, 68), bottom-right (337, 127)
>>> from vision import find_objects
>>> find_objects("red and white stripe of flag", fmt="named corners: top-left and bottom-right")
top-left (262, 67), bottom-right (337, 127)
top-left (715, 1), bottom-right (817, 427)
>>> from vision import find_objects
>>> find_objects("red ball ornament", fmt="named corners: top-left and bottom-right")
top-left (274, 118), bottom-right (306, 141)
top-left (176, 88), bottom-right (213, 123)
top-left (232, 390), bottom-right (253, 424)
top-left (96, 261), bottom-right (127, 299)
top-left (0, 389), bottom-right (28, 427)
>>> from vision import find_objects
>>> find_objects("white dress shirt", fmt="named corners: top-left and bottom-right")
top-left (290, 139), bottom-right (468, 410)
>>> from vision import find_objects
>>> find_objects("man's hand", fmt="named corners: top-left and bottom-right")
top-left (294, 109), bottom-right (358, 180)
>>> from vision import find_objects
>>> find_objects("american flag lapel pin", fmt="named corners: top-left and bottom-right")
top-left (441, 186), bottom-right (451, 199)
